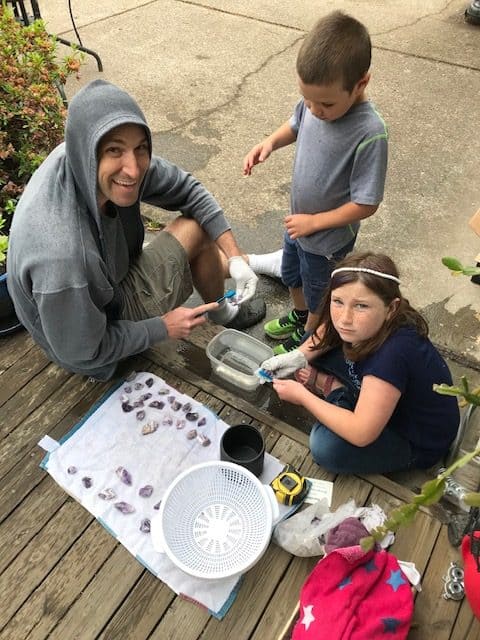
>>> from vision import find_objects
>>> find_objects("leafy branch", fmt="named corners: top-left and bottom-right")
top-left (361, 447), bottom-right (480, 551)
top-left (434, 376), bottom-right (480, 407)
top-left (360, 256), bottom-right (480, 551)
top-left (442, 257), bottom-right (480, 278)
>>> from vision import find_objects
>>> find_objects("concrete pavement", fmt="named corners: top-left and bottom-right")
top-left (39, 0), bottom-right (480, 369)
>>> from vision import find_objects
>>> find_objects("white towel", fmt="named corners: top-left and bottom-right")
top-left (40, 371), bottom-right (286, 618)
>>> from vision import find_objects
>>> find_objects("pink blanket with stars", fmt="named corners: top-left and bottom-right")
top-left (292, 546), bottom-right (413, 639)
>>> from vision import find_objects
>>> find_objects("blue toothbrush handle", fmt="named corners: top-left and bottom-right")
top-left (216, 289), bottom-right (236, 304)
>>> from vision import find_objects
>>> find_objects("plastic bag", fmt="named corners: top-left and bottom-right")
top-left (272, 498), bottom-right (358, 557)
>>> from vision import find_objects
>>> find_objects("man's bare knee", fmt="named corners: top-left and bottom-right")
top-left (164, 216), bottom-right (209, 257)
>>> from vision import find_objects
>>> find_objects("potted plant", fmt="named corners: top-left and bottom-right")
top-left (0, 5), bottom-right (83, 335)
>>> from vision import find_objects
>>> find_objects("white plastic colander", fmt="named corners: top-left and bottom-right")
top-left (150, 461), bottom-right (279, 579)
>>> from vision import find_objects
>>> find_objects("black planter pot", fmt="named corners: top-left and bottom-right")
top-left (0, 271), bottom-right (23, 337)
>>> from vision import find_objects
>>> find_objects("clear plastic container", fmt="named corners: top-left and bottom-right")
top-left (206, 329), bottom-right (273, 391)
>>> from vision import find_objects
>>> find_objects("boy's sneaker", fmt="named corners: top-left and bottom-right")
top-left (272, 327), bottom-right (305, 355)
top-left (264, 309), bottom-right (307, 340)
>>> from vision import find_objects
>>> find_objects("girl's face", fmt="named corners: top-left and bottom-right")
top-left (330, 280), bottom-right (398, 346)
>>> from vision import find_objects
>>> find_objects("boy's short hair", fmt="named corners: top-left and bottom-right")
top-left (296, 11), bottom-right (371, 93)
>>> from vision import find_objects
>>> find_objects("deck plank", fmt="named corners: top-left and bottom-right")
top-left (0, 330), bottom-right (35, 374)
top-left (450, 598), bottom-right (480, 640)
top-left (1, 337), bottom-right (479, 638)
top-left (0, 344), bottom-right (51, 407)
top-left (1, 521), bottom-right (117, 640)
top-left (0, 372), bottom-right (96, 479)
top-left (409, 526), bottom-right (464, 639)
top-left (0, 500), bottom-right (93, 632)
top-left (0, 477), bottom-right (67, 574)
top-left (46, 545), bottom-right (144, 640)
top-left (96, 572), bottom-right (176, 640)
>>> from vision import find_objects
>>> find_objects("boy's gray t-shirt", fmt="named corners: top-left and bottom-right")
top-left (289, 99), bottom-right (388, 256)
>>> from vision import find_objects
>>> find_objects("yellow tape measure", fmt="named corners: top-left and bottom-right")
top-left (270, 465), bottom-right (309, 506)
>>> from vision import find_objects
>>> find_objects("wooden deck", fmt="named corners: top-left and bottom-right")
top-left (1, 325), bottom-right (480, 640)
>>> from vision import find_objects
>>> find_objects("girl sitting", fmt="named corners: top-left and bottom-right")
top-left (260, 252), bottom-right (460, 474)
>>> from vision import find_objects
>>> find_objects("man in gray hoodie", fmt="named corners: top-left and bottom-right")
top-left (7, 80), bottom-right (265, 380)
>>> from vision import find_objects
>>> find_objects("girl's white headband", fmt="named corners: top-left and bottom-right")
top-left (331, 267), bottom-right (401, 285)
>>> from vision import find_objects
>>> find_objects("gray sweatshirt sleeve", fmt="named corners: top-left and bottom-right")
top-left (34, 284), bottom-right (167, 380)
top-left (141, 157), bottom-right (231, 240)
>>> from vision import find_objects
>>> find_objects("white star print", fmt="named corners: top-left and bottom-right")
top-left (301, 604), bottom-right (315, 631)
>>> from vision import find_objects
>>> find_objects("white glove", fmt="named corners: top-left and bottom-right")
top-left (228, 256), bottom-right (258, 304)
top-left (260, 350), bottom-right (307, 379)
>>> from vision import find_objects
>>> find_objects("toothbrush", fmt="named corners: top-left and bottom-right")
top-left (256, 368), bottom-right (274, 383)
top-left (216, 289), bottom-right (236, 304)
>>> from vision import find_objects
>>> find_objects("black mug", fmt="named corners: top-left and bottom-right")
top-left (220, 424), bottom-right (265, 477)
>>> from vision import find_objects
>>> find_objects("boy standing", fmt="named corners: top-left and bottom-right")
top-left (244, 11), bottom-right (388, 354)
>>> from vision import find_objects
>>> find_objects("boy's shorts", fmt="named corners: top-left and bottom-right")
top-left (281, 232), bottom-right (355, 313)
top-left (120, 230), bottom-right (193, 321)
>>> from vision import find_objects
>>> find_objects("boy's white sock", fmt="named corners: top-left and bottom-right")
top-left (208, 300), bottom-right (238, 325)
top-left (247, 249), bottom-right (283, 278)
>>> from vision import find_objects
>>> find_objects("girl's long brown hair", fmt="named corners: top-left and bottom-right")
top-left (311, 252), bottom-right (428, 361)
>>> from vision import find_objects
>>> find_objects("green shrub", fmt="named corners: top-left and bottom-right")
top-left (0, 5), bottom-right (83, 264)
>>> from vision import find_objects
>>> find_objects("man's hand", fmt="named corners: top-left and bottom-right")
top-left (228, 256), bottom-right (258, 304)
top-left (260, 350), bottom-right (307, 379)
top-left (161, 302), bottom-right (219, 339)
top-left (284, 214), bottom-right (316, 239)
top-left (243, 140), bottom-right (274, 175)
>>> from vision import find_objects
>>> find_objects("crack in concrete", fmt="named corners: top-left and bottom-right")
top-left (165, 35), bottom-right (304, 134)
top-left (56, 0), bottom-right (479, 76)
top-left (175, 0), bottom-right (304, 32)
top-left (375, 44), bottom-right (480, 72)
top-left (372, 0), bottom-right (458, 36)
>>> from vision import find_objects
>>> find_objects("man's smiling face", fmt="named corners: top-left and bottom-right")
top-left (97, 123), bottom-right (150, 210)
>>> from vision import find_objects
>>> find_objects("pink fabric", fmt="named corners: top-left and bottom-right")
top-left (292, 547), bottom-right (413, 639)
top-left (462, 532), bottom-right (480, 620)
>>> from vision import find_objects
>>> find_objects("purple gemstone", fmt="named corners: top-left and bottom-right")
top-left (114, 501), bottom-right (135, 514)
top-left (67, 466), bottom-right (77, 475)
top-left (149, 400), bottom-right (164, 410)
top-left (197, 434), bottom-right (211, 447)
top-left (140, 518), bottom-right (151, 533)
top-left (153, 501), bottom-right (162, 510)
top-left (182, 402), bottom-right (192, 413)
top-left (172, 401), bottom-right (182, 412)
top-left (185, 412), bottom-right (199, 422)
top-left (140, 393), bottom-right (152, 401)
top-left (122, 402), bottom-right (134, 413)
top-left (98, 488), bottom-right (116, 500)
top-left (116, 466), bottom-right (132, 486)
top-left (82, 477), bottom-right (93, 488)
top-left (136, 410), bottom-right (146, 421)
top-left (139, 485), bottom-right (153, 498)
top-left (134, 382), bottom-right (144, 391)
top-left (123, 385), bottom-right (132, 394)
top-left (197, 417), bottom-right (207, 427)
top-left (187, 429), bottom-right (197, 440)
top-left (145, 378), bottom-right (154, 388)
